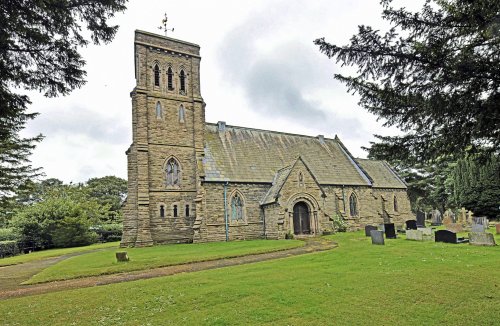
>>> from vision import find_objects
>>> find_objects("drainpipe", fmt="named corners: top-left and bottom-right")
top-left (223, 181), bottom-right (229, 241)
top-left (262, 207), bottom-right (266, 239)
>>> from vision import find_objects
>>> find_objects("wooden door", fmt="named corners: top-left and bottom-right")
top-left (293, 202), bottom-right (310, 234)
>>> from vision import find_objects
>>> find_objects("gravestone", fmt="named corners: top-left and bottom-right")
top-left (471, 223), bottom-right (486, 233)
top-left (378, 224), bottom-right (385, 232)
top-left (435, 230), bottom-right (468, 244)
top-left (416, 211), bottom-right (426, 227)
top-left (443, 209), bottom-right (455, 223)
top-left (469, 232), bottom-right (496, 246)
top-left (405, 220), bottom-right (418, 230)
top-left (370, 230), bottom-right (385, 245)
top-left (384, 223), bottom-right (397, 239)
top-left (365, 225), bottom-right (378, 237)
top-left (473, 216), bottom-right (488, 228)
top-left (417, 227), bottom-right (434, 241)
top-left (442, 215), bottom-right (453, 226)
top-left (406, 230), bottom-right (423, 241)
top-left (496, 224), bottom-right (500, 234)
top-left (457, 208), bottom-right (467, 224)
top-left (116, 251), bottom-right (129, 262)
top-left (430, 209), bottom-right (442, 226)
top-left (446, 223), bottom-right (463, 233)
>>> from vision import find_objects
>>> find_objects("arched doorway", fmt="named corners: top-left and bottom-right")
top-left (293, 202), bottom-right (310, 235)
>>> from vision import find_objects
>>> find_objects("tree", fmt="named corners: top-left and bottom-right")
top-left (86, 176), bottom-right (127, 222)
top-left (0, 1), bottom-right (127, 200)
top-left (315, 0), bottom-right (500, 164)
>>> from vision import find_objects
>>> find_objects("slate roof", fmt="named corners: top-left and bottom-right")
top-left (356, 159), bottom-right (407, 189)
top-left (203, 123), bottom-right (405, 189)
top-left (260, 166), bottom-right (292, 205)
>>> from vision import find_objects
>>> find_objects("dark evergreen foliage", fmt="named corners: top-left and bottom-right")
top-left (0, 0), bottom-right (127, 200)
top-left (315, 0), bottom-right (500, 163)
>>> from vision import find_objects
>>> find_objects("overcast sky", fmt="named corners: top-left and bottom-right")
top-left (22, 0), bottom-right (420, 183)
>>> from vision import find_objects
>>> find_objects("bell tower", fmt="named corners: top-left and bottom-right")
top-left (121, 30), bottom-right (205, 247)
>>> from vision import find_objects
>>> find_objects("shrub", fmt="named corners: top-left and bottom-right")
top-left (0, 228), bottom-right (17, 241)
top-left (51, 217), bottom-right (98, 248)
top-left (93, 223), bottom-right (123, 243)
top-left (332, 215), bottom-right (348, 232)
top-left (0, 240), bottom-right (20, 258)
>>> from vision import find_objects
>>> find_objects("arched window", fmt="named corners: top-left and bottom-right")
top-left (154, 64), bottom-right (160, 87)
top-left (159, 205), bottom-right (165, 218)
top-left (156, 101), bottom-right (162, 119)
top-left (178, 105), bottom-right (185, 123)
top-left (173, 205), bottom-right (178, 217)
top-left (231, 193), bottom-right (244, 221)
top-left (394, 195), bottom-right (398, 212)
top-left (179, 69), bottom-right (186, 93)
top-left (165, 158), bottom-right (180, 186)
top-left (349, 193), bottom-right (358, 217)
top-left (185, 204), bottom-right (190, 217)
top-left (167, 67), bottom-right (173, 90)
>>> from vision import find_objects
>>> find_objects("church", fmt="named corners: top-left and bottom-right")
top-left (120, 30), bottom-right (412, 247)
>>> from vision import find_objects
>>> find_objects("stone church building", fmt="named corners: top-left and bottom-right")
top-left (120, 30), bottom-right (412, 247)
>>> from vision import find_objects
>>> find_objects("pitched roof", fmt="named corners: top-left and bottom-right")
top-left (356, 159), bottom-right (407, 189)
top-left (260, 166), bottom-right (292, 205)
top-left (203, 123), bottom-right (372, 185)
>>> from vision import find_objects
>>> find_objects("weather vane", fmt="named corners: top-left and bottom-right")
top-left (158, 13), bottom-right (174, 36)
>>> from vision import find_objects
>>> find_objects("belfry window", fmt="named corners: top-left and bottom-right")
top-left (165, 158), bottom-right (180, 186)
top-left (154, 64), bottom-right (160, 87)
top-left (179, 70), bottom-right (186, 93)
top-left (156, 101), bottom-right (162, 119)
top-left (349, 193), bottom-right (358, 217)
top-left (167, 67), bottom-right (173, 90)
top-left (179, 105), bottom-right (185, 123)
top-left (231, 193), bottom-right (244, 221)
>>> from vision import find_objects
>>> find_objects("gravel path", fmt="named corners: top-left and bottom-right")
top-left (0, 237), bottom-right (337, 300)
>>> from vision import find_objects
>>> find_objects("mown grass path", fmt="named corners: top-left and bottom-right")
top-left (0, 237), bottom-right (336, 300)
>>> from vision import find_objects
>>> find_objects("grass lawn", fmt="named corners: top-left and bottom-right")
top-left (2, 231), bottom-right (499, 325)
top-left (0, 242), bottom-right (120, 267)
top-left (25, 239), bottom-right (304, 284)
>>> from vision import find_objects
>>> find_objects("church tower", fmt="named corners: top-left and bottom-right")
top-left (121, 30), bottom-right (205, 247)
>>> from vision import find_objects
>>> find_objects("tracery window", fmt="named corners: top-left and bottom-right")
top-left (154, 64), bottom-right (160, 87)
top-left (156, 101), bottom-right (162, 119)
top-left (349, 192), bottom-right (358, 217)
top-left (231, 193), bottom-right (244, 221)
top-left (165, 158), bottom-right (180, 187)
top-left (179, 69), bottom-right (186, 93)
top-left (167, 67), bottom-right (173, 90)
top-left (179, 104), bottom-right (185, 123)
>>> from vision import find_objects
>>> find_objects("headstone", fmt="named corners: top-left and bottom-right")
top-left (384, 223), bottom-right (397, 239)
top-left (405, 220), bottom-right (418, 230)
top-left (445, 223), bottom-right (463, 233)
top-left (473, 216), bottom-right (488, 228)
top-left (378, 224), bottom-right (385, 232)
top-left (469, 232), bottom-right (496, 246)
top-left (435, 230), bottom-right (468, 244)
top-left (116, 251), bottom-right (129, 262)
top-left (442, 215), bottom-right (453, 226)
top-left (370, 230), bottom-right (385, 245)
top-left (406, 229), bottom-right (423, 241)
top-left (457, 208), bottom-right (467, 224)
top-left (416, 211), bottom-right (426, 227)
top-left (496, 224), bottom-right (500, 235)
top-left (443, 209), bottom-right (455, 223)
top-left (430, 209), bottom-right (442, 226)
top-left (417, 227), bottom-right (434, 241)
top-left (471, 223), bottom-right (486, 233)
top-left (365, 225), bottom-right (378, 237)
top-left (466, 210), bottom-right (474, 224)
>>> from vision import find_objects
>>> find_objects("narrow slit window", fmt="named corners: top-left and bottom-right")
top-left (154, 64), bottom-right (160, 87)
top-left (167, 67), bottom-right (173, 90)
top-left (179, 105), bottom-right (185, 123)
top-left (160, 205), bottom-right (165, 218)
top-left (179, 70), bottom-right (186, 93)
top-left (185, 204), bottom-right (190, 217)
top-left (156, 101), bottom-right (162, 119)
top-left (173, 205), bottom-right (178, 217)
top-left (394, 196), bottom-right (398, 212)
top-left (349, 193), bottom-right (358, 217)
